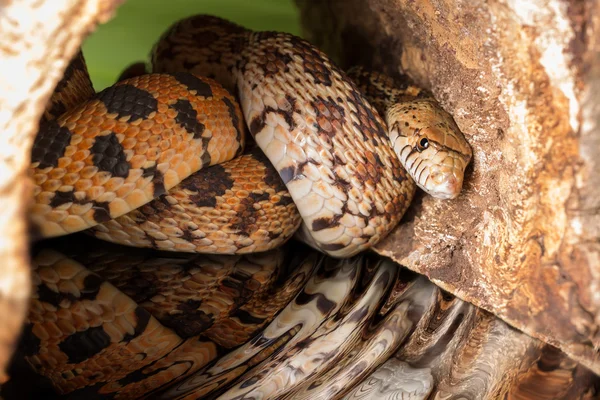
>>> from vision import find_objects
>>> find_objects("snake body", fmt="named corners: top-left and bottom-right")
top-left (29, 14), bottom-right (471, 258)
top-left (20, 13), bottom-right (473, 400)
top-left (30, 72), bottom-right (245, 238)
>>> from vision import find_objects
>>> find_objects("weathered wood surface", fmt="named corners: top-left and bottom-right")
top-left (0, 0), bottom-right (123, 382)
top-left (295, 0), bottom-right (600, 373)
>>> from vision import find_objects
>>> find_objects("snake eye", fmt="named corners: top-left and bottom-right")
top-left (417, 137), bottom-right (429, 151)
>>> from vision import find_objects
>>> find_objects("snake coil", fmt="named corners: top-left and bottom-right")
top-left (19, 14), bottom-right (473, 400)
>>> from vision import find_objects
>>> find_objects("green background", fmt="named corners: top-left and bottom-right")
top-left (81, 0), bottom-right (301, 90)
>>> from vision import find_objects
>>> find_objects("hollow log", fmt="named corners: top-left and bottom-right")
top-left (0, 0), bottom-right (599, 392)
top-left (0, 0), bottom-right (123, 381)
top-left (295, 0), bottom-right (600, 373)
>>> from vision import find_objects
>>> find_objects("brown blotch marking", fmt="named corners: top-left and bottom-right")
top-left (222, 271), bottom-right (255, 305)
top-left (122, 306), bottom-right (151, 342)
top-left (95, 83), bottom-right (158, 121)
top-left (253, 40), bottom-right (293, 78)
top-left (171, 99), bottom-right (205, 139)
top-left (117, 275), bottom-right (159, 305)
top-left (36, 283), bottom-right (76, 308)
top-left (182, 164), bottom-right (234, 208)
top-left (179, 227), bottom-right (198, 244)
top-left (31, 120), bottom-right (72, 169)
top-left (286, 35), bottom-right (333, 87)
top-left (222, 97), bottom-right (244, 145)
top-left (232, 309), bottom-right (265, 325)
top-left (163, 300), bottom-right (214, 338)
top-left (230, 191), bottom-right (271, 237)
top-left (81, 274), bottom-right (103, 299)
top-left (249, 114), bottom-right (265, 136)
top-left (250, 101), bottom-right (297, 137)
top-left (251, 148), bottom-right (288, 193)
top-left (142, 164), bottom-right (167, 198)
top-left (172, 72), bottom-right (214, 98)
top-left (311, 216), bottom-right (340, 232)
top-left (49, 189), bottom-right (112, 223)
top-left (278, 165), bottom-right (296, 184)
top-left (55, 51), bottom-right (87, 92)
top-left (92, 202), bottom-right (112, 223)
top-left (295, 291), bottom-right (336, 314)
top-left (58, 326), bottom-right (111, 364)
top-left (346, 88), bottom-right (388, 141)
top-left (268, 230), bottom-right (282, 240)
top-left (199, 132), bottom-right (213, 167)
top-left (282, 94), bottom-right (299, 129)
top-left (19, 324), bottom-right (40, 357)
top-left (91, 132), bottom-right (131, 178)
top-left (275, 196), bottom-right (294, 207)
top-left (311, 95), bottom-right (346, 138)
top-left (355, 150), bottom-right (384, 186)
top-left (346, 67), bottom-right (390, 116)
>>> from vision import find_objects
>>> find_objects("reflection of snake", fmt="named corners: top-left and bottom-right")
top-left (20, 14), bottom-right (473, 399)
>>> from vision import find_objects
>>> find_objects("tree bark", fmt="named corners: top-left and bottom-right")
top-left (295, 0), bottom-right (600, 374)
top-left (0, 0), bottom-right (123, 381)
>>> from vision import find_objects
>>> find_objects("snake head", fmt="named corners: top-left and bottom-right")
top-left (388, 99), bottom-right (472, 200)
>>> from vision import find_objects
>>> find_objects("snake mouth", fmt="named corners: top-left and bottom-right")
top-left (422, 168), bottom-right (464, 200)
top-left (432, 176), bottom-right (461, 199)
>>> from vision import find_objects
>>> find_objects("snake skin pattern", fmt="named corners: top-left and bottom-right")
top-left (91, 145), bottom-right (302, 254)
top-left (30, 14), bottom-right (472, 258)
top-left (41, 51), bottom-right (95, 123)
top-left (347, 67), bottom-right (473, 199)
top-left (17, 13), bottom-right (479, 400)
top-left (22, 235), bottom-right (596, 400)
top-left (30, 73), bottom-right (245, 238)
top-left (16, 234), bottom-right (599, 399)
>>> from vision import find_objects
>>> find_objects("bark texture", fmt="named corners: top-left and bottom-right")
top-left (295, 0), bottom-right (600, 373)
top-left (0, 0), bottom-right (123, 381)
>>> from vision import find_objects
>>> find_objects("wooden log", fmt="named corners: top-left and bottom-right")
top-left (0, 0), bottom-right (123, 381)
top-left (294, 0), bottom-right (600, 374)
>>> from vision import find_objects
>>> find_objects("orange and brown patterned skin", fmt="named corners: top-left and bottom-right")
top-left (21, 247), bottom-right (186, 397)
top-left (19, 236), bottom-right (320, 398)
top-left (41, 51), bottom-right (95, 123)
top-left (20, 13), bottom-right (476, 400)
top-left (201, 244), bottom-right (319, 347)
top-left (89, 146), bottom-right (302, 254)
top-left (29, 72), bottom-right (245, 238)
top-left (60, 239), bottom-right (287, 339)
top-left (152, 15), bottom-right (248, 93)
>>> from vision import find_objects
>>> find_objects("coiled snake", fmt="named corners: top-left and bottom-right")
top-left (20, 14), bottom-right (472, 400)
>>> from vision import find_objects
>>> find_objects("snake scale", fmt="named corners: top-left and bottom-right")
top-left (18, 14), bottom-right (472, 400)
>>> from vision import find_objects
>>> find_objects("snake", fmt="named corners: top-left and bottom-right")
top-left (18, 13), bottom-right (473, 400)
top-left (28, 14), bottom-right (472, 258)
